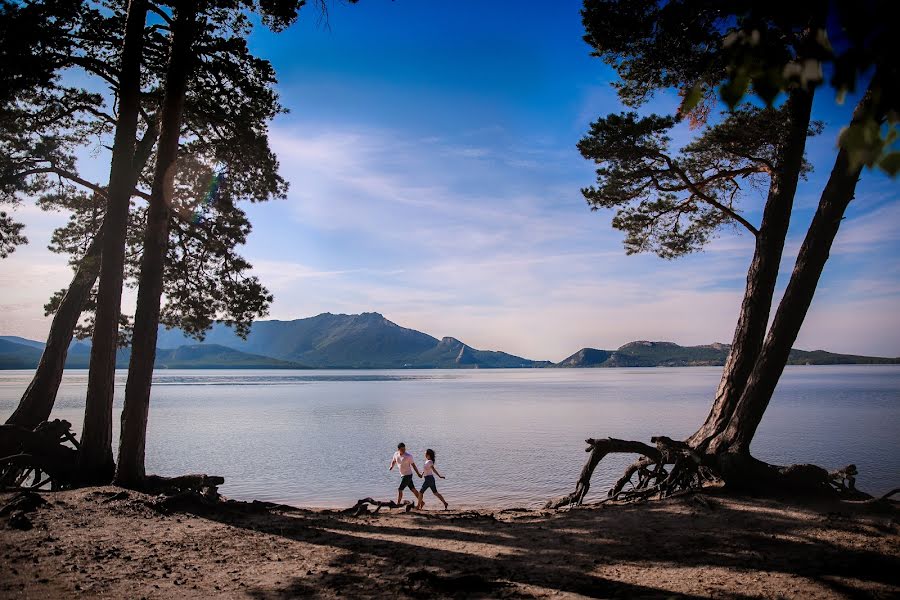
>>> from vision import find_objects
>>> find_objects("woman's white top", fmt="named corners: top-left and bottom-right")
top-left (423, 459), bottom-right (435, 477)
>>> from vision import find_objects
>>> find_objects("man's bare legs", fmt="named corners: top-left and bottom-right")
top-left (399, 487), bottom-right (423, 506)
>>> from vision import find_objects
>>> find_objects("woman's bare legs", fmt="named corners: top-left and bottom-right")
top-left (417, 490), bottom-right (447, 510)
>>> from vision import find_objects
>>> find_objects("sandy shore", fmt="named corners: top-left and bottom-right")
top-left (1, 487), bottom-right (898, 599)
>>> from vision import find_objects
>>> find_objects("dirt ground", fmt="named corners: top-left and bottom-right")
top-left (1, 487), bottom-right (898, 599)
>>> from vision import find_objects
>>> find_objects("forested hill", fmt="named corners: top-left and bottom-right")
top-left (153, 312), bottom-right (547, 369)
top-left (556, 341), bottom-right (900, 368)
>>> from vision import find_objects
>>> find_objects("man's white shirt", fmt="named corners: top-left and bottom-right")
top-left (393, 451), bottom-right (415, 475)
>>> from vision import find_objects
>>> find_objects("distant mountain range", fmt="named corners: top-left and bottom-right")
top-left (2, 312), bottom-right (898, 370)
top-left (556, 340), bottom-right (900, 367)
top-left (0, 337), bottom-right (305, 370)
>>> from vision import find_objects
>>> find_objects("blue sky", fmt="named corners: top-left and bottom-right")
top-left (2, 0), bottom-right (899, 360)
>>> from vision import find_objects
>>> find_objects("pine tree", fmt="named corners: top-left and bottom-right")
top-left (552, 0), bottom-right (898, 505)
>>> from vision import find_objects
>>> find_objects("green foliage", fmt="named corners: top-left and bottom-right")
top-left (0, 211), bottom-right (26, 258)
top-left (839, 117), bottom-right (899, 173)
top-left (578, 106), bottom-right (813, 258)
top-left (582, 0), bottom-right (899, 176)
top-left (0, 0), bottom-right (83, 106)
top-left (581, 0), bottom-right (725, 109)
top-left (0, 0), bottom-right (331, 341)
top-left (0, 0), bottom-right (109, 259)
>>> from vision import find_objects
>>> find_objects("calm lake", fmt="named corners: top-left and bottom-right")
top-left (1, 366), bottom-right (898, 508)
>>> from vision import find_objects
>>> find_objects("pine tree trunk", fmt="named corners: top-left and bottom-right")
top-left (115, 2), bottom-right (198, 488)
top-left (688, 89), bottom-right (814, 450)
top-left (6, 123), bottom-right (159, 431)
top-left (78, 0), bottom-right (149, 484)
top-left (5, 222), bottom-right (105, 428)
top-left (710, 70), bottom-right (892, 455)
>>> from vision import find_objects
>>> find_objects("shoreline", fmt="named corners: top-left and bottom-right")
top-left (3, 363), bottom-right (900, 372)
top-left (2, 486), bottom-right (898, 598)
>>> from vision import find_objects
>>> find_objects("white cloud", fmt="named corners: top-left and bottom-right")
top-left (832, 201), bottom-right (900, 255)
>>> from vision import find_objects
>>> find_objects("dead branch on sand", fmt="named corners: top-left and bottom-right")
top-left (344, 497), bottom-right (414, 516)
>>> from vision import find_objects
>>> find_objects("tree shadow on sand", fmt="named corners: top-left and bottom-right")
top-left (181, 491), bottom-right (899, 599)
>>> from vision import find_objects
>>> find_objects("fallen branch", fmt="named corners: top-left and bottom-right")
top-left (143, 474), bottom-right (225, 495)
top-left (344, 497), bottom-right (414, 516)
top-left (879, 488), bottom-right (900, 501)
top-left (140, 473), bottom-right (225, 513)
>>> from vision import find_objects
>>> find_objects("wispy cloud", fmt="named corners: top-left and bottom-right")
top-left (252, 121), bottom-right (900, 358)
top-left (2, 118), bottom-right (898, 358)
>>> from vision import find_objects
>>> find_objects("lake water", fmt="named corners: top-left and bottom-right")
top-left (1, 366), bottom-right (898, 508)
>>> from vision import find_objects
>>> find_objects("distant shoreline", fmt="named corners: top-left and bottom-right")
top-left (2, 362), bottom-right (900, 371)
top-left (5, 314), bottom-right (898, 369)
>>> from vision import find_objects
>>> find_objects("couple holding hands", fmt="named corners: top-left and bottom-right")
top-left (389, 442), bottom-right (449, 510)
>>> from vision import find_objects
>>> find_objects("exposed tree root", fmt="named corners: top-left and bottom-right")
top-left (0, 419), bottom-right (79, 490)
top-left (547, 434), bottom-right (877, 509)
top-left (0, 420), bottom-right (225, 515)
top-left (545, 436), bottom-right (708, 509)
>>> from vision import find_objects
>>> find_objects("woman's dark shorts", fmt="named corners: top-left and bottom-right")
top-left (420, 475), bottom-right (437, 494)
top-left (398, 474), bottom-right (415, 491)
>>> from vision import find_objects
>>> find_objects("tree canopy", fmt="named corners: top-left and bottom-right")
top-left (582, 0), bottom-right (898, 174)
top-left (578, 106), bottom-right (823, 258)
top-left (0, 0), bottom-right (298, 340)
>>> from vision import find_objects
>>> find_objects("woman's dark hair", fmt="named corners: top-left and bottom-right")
top-left (426, 448), bottom-right (435, 463)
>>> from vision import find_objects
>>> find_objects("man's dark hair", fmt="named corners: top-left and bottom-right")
top-left (397, 442), bottom-right (405, 449)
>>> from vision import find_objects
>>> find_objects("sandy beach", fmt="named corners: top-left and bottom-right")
top-left (1, 487), bottom-right (898, 599)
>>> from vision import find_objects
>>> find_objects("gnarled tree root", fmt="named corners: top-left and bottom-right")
top-left (546, 436), bottom-right (711, 509)
top-left (0, 419), bottom-right (79, 490)
top-left (547, 434), bottom-right (875, 509)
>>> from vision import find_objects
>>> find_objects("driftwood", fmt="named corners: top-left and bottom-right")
top-left (144, 474), bottom-right (225, 495)
top-left (344, 497), bottom-right (414, 516)
top-left (142, 474), bottom-right (225, 512)
top-left (0, 419), bottom-right (79, 490)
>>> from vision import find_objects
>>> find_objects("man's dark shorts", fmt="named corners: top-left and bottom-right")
top-left (420, 475), bottom-right (437, 494)
top-left (398, 474), bottom-right (415, 491)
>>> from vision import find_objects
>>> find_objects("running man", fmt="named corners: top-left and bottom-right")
top-left (389, 442), bottom-right (423, 506)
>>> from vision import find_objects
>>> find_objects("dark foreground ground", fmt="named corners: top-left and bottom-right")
top-left (1, 487), bottom-right (898, 599)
